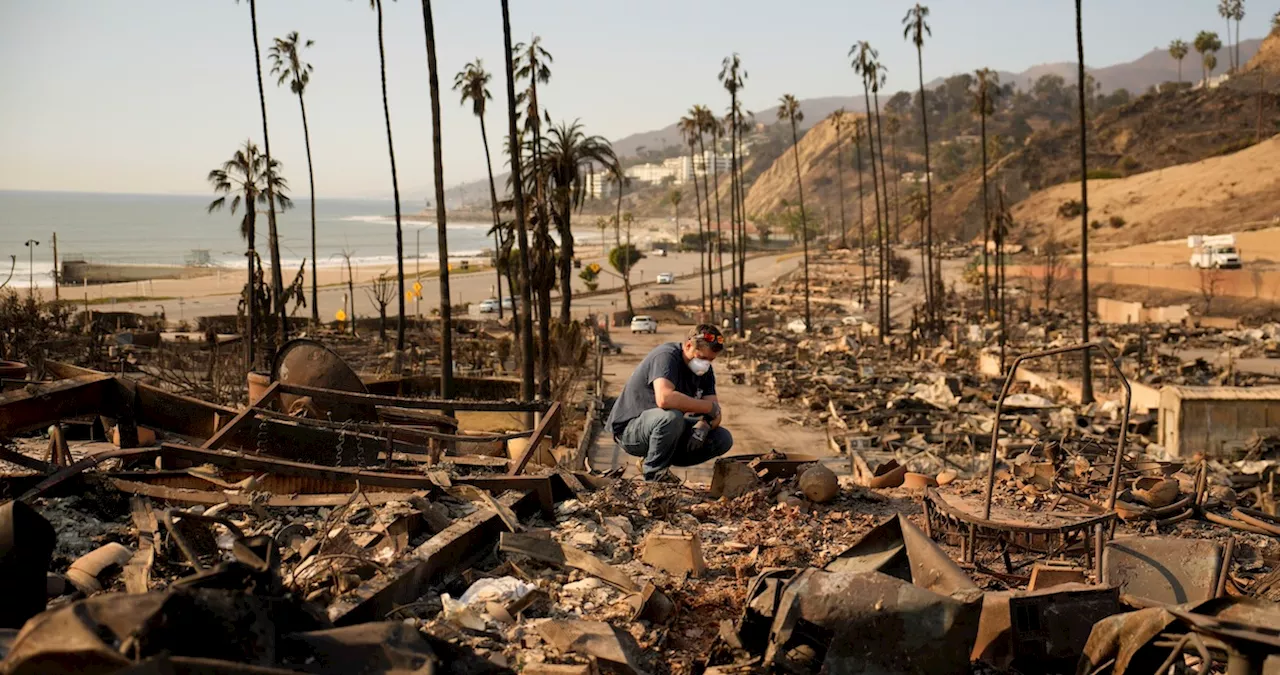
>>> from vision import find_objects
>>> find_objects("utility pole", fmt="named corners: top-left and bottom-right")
top-left (51, 233), bottom-right (60, 301)
top-left (24, 240), bottom-right (39, 298)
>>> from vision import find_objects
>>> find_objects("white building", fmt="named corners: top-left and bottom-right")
top-left (582, 170), bottom-right (614, 199)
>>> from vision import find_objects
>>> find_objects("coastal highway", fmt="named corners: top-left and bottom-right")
top-left (104, 250), bottom-right (804, 323)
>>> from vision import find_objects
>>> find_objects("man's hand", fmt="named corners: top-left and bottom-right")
top-left (706, 400), bottom-right (722, 427)
top-left (654, 378), bottom-right (718, 417)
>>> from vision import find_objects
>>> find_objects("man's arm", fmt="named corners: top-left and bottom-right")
top-left (704, 395), bottom-right (722, 428)
top-left (653, 378), bottom-right (717, 417)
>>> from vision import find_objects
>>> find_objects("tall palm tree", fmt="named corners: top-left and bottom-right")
top-left (693, 105), bottom-right (718, 313)
top-left (539, 120), bottom-right (617, 324)
top-left (1232, 1), bottom-right (1245, 74)
top-left (207, 140), bottom-right (292, 371)
top-left (852, 42), bottom-right (888, 343)
top-left (732, 106), bottom-right (751, 325)
top-left (778, 94), bottom-right (811, 333)
top-left (679, 112), bottom-right (708, 312)
top-left (500, 0), bottom-right (534, 401)
top-left (903, 3), bottom-right (936, 330)
top-left (269, 32), bottom-right (318, 326)
top-left (1076, 0), bottom-right (1093, 403)
top-left (709, 112), bottom-right (727, 317)
top-left (513, 36), bottom-right (554, 397)
top-left (886, 113), bottom-right (903, 243)
top-left (241, 0), bottom-right (287, 343)
top-left (668, 189), bottom-right (683, 243)
top-left (1169, 39), bottom-right (1189, 83)
top-left (361, 0), bottom-right (408, 351)
top-left (870, 63), bottom-right (892, 336)
top-left (831, 109), bottom-right (849, 248)
top-left (1194, 31), bottom-right (1223, 87)
top-left (420, 0), bottom-right (453, 398)
top-left (454, 59), bottom-right (505, 321)
top-left (853, 118), bottom-right (869, 309)
top-left (610, 163), bottom-right (635, 316)
top-left (719, 54), bottom-right (747, 329)
top-left (1223, 0), bottom-right (1233, 72)
top-left (973, 67), bottom-right (999, 318)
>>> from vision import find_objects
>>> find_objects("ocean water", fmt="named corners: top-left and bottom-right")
top-left (0, 190), bottom-right (497, 288)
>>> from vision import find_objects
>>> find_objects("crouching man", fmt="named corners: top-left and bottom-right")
top-left (606, 324), bottom-right (734, 482)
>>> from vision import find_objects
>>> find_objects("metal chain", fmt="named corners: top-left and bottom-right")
top-left (355, 425), bottom-right (366, 468)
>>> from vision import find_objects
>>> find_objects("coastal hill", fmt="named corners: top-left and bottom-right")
top-left (443, 39), bottom-right (1264, 210)
top-left (1010, 133), bottom-right (1280, 248)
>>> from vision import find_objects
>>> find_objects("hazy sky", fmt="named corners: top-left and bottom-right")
top-left (1, 1), bottom-right (1273, 200)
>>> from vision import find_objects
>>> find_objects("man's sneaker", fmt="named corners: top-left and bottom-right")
top-left (644, 468), bottom-right (682, 484)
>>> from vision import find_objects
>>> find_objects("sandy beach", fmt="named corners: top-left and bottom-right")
top-left (42, 218), bottom-right (754, 320)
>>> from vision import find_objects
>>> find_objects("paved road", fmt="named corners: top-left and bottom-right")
top-left (108, 249), bottom-right (802, 324)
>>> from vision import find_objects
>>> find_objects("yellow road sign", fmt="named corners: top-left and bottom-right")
top-left (412, 281), bottom-right (423, 293)
top-left (335, 310), bottom-right (347, 321)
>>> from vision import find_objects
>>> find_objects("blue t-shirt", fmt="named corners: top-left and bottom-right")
top-left (607, 342), bottom-right (716, 437)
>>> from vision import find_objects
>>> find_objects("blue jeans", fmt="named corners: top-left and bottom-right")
top-left (617, 408), bottom-right (734, 479)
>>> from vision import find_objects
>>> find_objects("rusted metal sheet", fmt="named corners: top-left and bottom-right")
top-left (131, 379), bottom-right (236, 440)
top-left (751, 568), bottom-right (983, 674)
top-left (1104, 536), bottom-right (1225, 606)
top-left (972, 584), bottom-right (1121, 671)
top-left (0, 373), bottom-right (114, 437)
top-left (329, 489), bottom-right (542, 626)
top-left (273, 338), bottom-right (371, 421)
top-left (825, 513), bottom-right (979, 597)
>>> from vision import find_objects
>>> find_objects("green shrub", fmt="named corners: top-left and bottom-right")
top-left (1086, 168), bottom-right (1122, 180)
top-left (1057, 199), bottom-right (1082, 219)
top-left (1109, 215), bottom-right (1126, 228)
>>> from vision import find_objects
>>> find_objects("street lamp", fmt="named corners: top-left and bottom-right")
top-left (23, 239), bottom-right (39, 296)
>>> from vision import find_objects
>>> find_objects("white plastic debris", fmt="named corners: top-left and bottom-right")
top-left (441, 576), bottom-right (535, 629)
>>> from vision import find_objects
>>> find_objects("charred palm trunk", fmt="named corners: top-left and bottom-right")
top-left (835, 119), bottom-right (848, 249)
top-left (421, 0), bottom-right (453, 398)
top-left (872, 87), bottom-right (891, 344)
top-left (528, 63), bottom-right (552, 399)
top-left (1076, 0), bottom-right (1094, 404)
top-left (373, 0), bottom-right (406, 352)
top-left (854, 123), bottom-right (869, 310)
top-left (735, 126), bottom-right (748, 330)
top-left (479, 115), bottom-right (504, 321)
top-left (696, 133), bottom-right (715, 316)
top-left (690, 144), bottom-right (707, 313)
top-left (245, 204), bottom-right (257, 371)
top-left (980, 101), bottom-right (991, 320)
top-left (860, 88), bottom-right (886, 344)
top-left (501, 0), bottom-right (534, 401)
top-left (915, 42), bottom-right (937, 334)
top-left (790, 119), bottom-right (811, 332)
top-left (248, 0), bottom-right (288, 347)
top-left (297, 93), bottom-right (319, 326)
top-left (711, 129), bottom-right (726, 317)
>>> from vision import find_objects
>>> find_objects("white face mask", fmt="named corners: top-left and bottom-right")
top-left (689, 358), bottom-right (712, 376)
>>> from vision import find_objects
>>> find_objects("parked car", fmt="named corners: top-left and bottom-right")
top-left (656, 272), bottom-right (675, 285)
top-left (630, 315), bottom-right (658, 333)
top-left (479, 297), bottom-right (516, 313)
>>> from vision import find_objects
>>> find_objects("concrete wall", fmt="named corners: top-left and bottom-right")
top-left (1010, 264), bottom-right (1280, 303)
top-left (62, 261), bottom-right (215, 285)
top-left (1096, 297), bottom-right (1190, 325)
top-left (977, 352), bottom-right (1158, 409)
top-left (1160, 394), bottom-right (1280, 457)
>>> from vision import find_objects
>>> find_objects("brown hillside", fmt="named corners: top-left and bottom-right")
top-left (744, 114), bottom-right (910, 239)
top-left (1011, 134), bottom-right (1280, 247)
top-left (1244, 28), bottom-right (1280, 75)
top-left (932, 85), bottom-right (1280, 242)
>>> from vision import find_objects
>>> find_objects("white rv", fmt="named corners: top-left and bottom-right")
top-left (1188, 234), bottom-right (1242, 269)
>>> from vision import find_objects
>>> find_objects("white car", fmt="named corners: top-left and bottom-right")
top-left (630, 315), bottom-right (658, 333)
top-left (656, 272), bottom-right (675, 285)
top-left (478, 298), bottom-right (500, 313)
